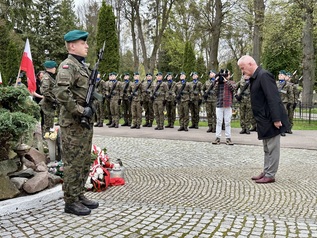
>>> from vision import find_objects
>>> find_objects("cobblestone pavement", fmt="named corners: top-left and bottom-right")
top-left (1, 134), bottom-right (317, 237)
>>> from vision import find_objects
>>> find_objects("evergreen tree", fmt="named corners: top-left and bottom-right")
top-left (4, 41), bottom-right (20, 85)
top-left (56, 0), bottom-right (79, 60)
top-left (183, 41), bottom-right (196, 75)
top-left (32, 0), bottom-right (64, 71)
top-left (96, 1), bottom-right (119, 74)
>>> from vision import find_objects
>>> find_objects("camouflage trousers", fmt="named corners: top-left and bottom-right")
top-left (239, 101), bottom-right (252, 130)
top-left (110, 98), bottom-right (120, 126)
top-left (121, 99), bottom-right (132, 124)
top-left (178, 101), bottom-right (189, 128)
top-left (287, 104), bottom-right (295, 127)
top-left (104, 99), bottom-right (112, 123)
top-left (165, 100), bottom-right (176, 126)
top-left (143, 100), bottom-right (154, 123)
top-left (153, 100), bottom-right (165, 128)
top-left (94, 100), bottom-right (105, 124)
top-left (41, 105), bottom-right (55, 133)
top-left (60, 123), bottom-right (93, 203)
top-left (205, 101), bottom-right (217, 129)
top-left (189, 100), bottom-right (200, 126)
top-left (131, 100), bottom-right (142, 126)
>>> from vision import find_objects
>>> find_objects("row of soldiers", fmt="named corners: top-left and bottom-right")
top-left (276, 70), bottom-right (300, 135)
top-left (94, 70), bottom-right (220, 132)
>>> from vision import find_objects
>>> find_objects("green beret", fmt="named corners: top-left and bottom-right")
top-left (209, 70), bottom-right (217, 74)
top-left (180, 72), bottom-right (186, 75)
top-left (124, 72), bottom-right (130, 76)
top-left (156, 72), bottom-right (163, 76)
top-left (286, 72), bottom-right (292, 77)
top-left (134, 72), bottom-right (139, 75)
top-left (112, 72), bottom-right (117, 76)
top-left (146, 73), bottom-right (153, 76)
top-left (44, 60), bottom-right (57, 69)
top-left (166, 72), bottom-right (173, 76)
top-left (279, 70), bottom-right (286, 75)
top-left (64, 30), bottom-right (89, 42)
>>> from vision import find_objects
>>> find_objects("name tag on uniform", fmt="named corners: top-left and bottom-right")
top-left (280, 90), bottom-right (287, 94)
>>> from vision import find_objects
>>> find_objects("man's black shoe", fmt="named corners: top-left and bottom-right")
top-left (136, 125), bottom-right (140, 129)
top-left (65, 201), bottom-right (91, 216)
top-left (281, 132), bottom-right (286, 136)
top-left (189, 125), bottom-right (195, 128)
top-left (184, 127), bottom-right (188, 131)
top-left (154, 127), bottom-right (159, 130)
top-left (106, 121), bottom-right (112, 126)
top-left (245, 129), bottom-right (250, 134)
top-left (79, 194), bottom-right (99, 209)
top-left (143, 122), bottom-right (149, 127)
top-left (130, 125), bottom-right (137, 129)
top-left (121, 122), bottom-right (129, 126)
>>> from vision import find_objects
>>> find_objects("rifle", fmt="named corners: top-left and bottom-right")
top-left (235, 80), bottom-right (250, 102)
top-left (129, 80), bottom-right (144, 101)
top-left (109, 80), bottom-right (118, 98)
top-left (123, 80), bottom-right (130, 94)
top-left (81, 41), bottom-right (105, 129)
top-left (150, 81), bottom-right (162, 101)
top-left (203, 79), bottom-right (216, 101)
top-left (176, 82), bottom-right (186, 102)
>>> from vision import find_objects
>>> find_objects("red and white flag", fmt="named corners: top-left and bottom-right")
top-left (0, 72), bottom-right (2, 84)
top-left (19, 38), bottom-right (36, 93)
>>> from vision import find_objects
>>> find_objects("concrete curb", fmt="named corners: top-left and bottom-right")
top-left (0, 184), bottom-right (63, 216)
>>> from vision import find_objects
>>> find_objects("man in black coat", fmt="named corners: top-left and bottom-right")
top-left (238, 55), bottom-right (290, 183)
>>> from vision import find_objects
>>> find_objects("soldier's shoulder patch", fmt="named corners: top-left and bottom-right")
top-left (62, 64), bottom-right (69, 69)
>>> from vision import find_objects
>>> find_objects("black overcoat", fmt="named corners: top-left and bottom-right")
top-left (250, 66), bottom-right (290, 140)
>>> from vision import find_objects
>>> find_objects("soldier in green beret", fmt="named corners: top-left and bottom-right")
top-left (39, 60), bottom-right (58, 138)
top-left (55, 30), bottom-right (99, 216)
top-left (121, 72), bottom-right (132, 126)
top-left (165, 72), bottom-right (177, 128)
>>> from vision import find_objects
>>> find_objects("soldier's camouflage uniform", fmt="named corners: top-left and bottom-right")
top-left (151, 80), bottom-right (168, 130)
top-left (93, 79), bottom-right (106, 126)
top-left (128, 80), bottom-right (143, 128)
top-left (104, 79), bottom-right (112, 125)
top-left (55, 54), bottom-right (93, 204)
top-left (277, 80), bottom-right (294, 114)
top-left (121, 80), bottom-right (132, 126)
top-left (165, 79), bottom-right (177, 128)
top-left (39, 71), bottom-right (57, 134)
top-left (107, 79), bottom-right (122, 127)
top-left (175, 81), bottom-right (191, 130)
top-left (202, 78), bottom-right (217, 132)
top-left (235, 78), bottom-right (252, 132)
top-left (189, 80), bottom-right (203, 128)
top-left (142, 80), bottom-right (154, 126)
top-left (288, 82), bottom-right (300, 130)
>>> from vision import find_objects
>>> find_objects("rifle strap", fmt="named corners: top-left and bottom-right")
top-left (239, 81), bottom-right (250, 96)
top-left (153, 81), bottom-right (161, 95)
top-left (110, 81), bottom-right (118, 95)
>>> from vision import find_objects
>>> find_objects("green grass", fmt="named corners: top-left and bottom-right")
top-left (114, 118), bottom-right (317, 130)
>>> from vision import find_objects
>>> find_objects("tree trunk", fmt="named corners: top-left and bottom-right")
top-left (252, 0), bottom-right (265, 64)
top-left (207, 0), bottom-right (222, 71)
top-left (301, 1), bottom-right (315, 107)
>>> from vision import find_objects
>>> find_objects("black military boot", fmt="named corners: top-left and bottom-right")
top-left (250, 126), bottom-right (257, 132)
top-left (143, 122), bottom-right (149, 127)
top-left (189, 124), bottom-right (195, 129)
top-left (178, 127), bottom-right (185, 131)
top-left (136, 125), bottom-right (140, 129)
top-left (130, 125), bottom-right (137, 129)
top-left (94, 122), bottom-right (100, 127)
top-left (165, 124), bottom-right (171, 128)
top-left (108, 123), bottom-right (115, 128)
top-left (154, 126), bottom-right (159, 130)
top-left (184, 127), bottom-right (189, 131)
top-left (207, 126), bottom-right (212, 133)
top-left (121, 122), bottom-right (129, 126)
top-left (245, 128), bottom-right (250, 134)
top-left (148, 121), bottom-right (153, 127)
top-left (170, 123), bottom-right (174, 128)
top-left (239, 129), bottom-right (246, 134)
top-left (79, 194), bottom-right (99, 209)
top-left (64, 201), bottom-right (91, 216)
top-left (106, 120), bottom-right (112, 126)
top-left (98, 122), bottom-right (103, 127)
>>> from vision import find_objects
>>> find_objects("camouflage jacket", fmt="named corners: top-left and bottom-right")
top-left (165, 81), bottom-right (177, 102)
top-left (202, 78), bottom-right (217, 103)
top-left (40, 71), bottom-right (56, 106)
top-left (190, 81), bottom-right (203, 101)
top-left (150, 81), bottom-right (168, 102)
top-left (175, 81), bottom-right (191, 102)
top-left (55, 54), bottom-right (91, 127)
